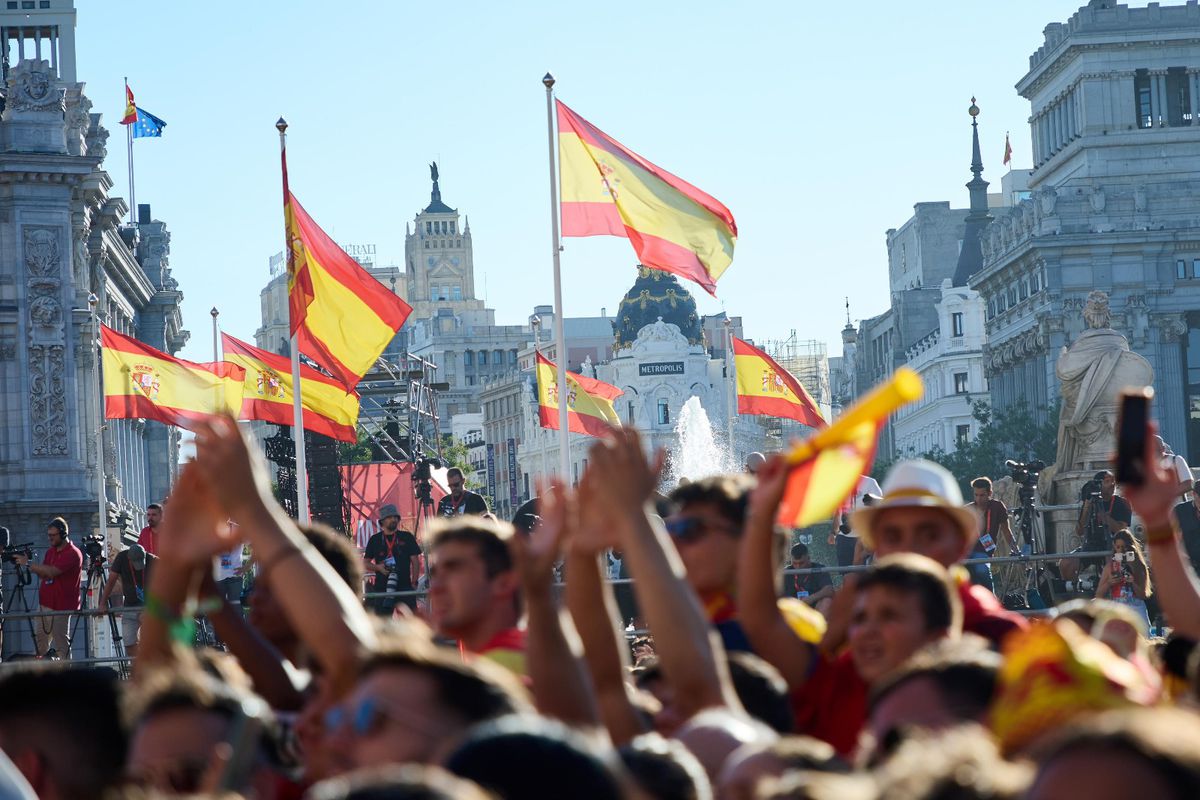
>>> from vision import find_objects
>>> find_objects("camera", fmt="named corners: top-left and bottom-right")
top-left (1079, 479), bottom-right (1102, 502)
top-left (1112, 551), bottom-right (1136, 563)
top-left (1006, 459), bottom-right (1045, 487)
top-left (1, 542), bottom-right (33, 564)
top-left (412, 456), bottom-right (442, 504)
top-left (81, 533), bottom-right (105, 562)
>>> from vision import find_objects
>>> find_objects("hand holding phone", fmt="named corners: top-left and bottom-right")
top-left (1115, 387), bottom-right (1153, 487)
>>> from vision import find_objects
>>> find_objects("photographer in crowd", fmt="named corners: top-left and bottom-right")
top-left (98, 543), bottom-right (157, 658)
top-left (12, 517), bottom-right (82, 659)
top-left (968, 476), bottom-right (1015, 593)
top-left (1061, 470), bottom-right (1132, 591)
top-left (437, 467), bottom-right (488, 517)
top-left (1095, 529), bottom-right (1153, 633)
top-left (363, 503), bottom-right (421, 616)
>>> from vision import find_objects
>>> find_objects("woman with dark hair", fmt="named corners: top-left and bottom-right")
top-left (1095, 529), bottom-right (1152, 632)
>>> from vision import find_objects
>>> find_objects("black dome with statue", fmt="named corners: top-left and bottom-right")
top-left (614, 267), bottom-right (703, 350)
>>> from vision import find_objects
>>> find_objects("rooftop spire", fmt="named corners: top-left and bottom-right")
top-left (423, 161), bottom-right (454, 214)
top-left (953, 97), bottom-right (992, 287)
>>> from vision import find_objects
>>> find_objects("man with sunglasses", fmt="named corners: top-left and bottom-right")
top-left (437, 468), bottom-right (489, 518)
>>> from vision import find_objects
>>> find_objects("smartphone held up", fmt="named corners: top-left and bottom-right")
top-left (1115, 386), bottom-right (1153, 488)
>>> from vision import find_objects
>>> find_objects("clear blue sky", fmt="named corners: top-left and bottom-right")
top-left (74, 0), bottom-right (1099, 363)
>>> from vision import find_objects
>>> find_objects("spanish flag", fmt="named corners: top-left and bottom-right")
top-left (101, 326), bottom-right (245, 431)
top-left (733, 337), bottom-right (824, 428)
top-left (536, 353), bottom-right (623, 437)
top-left (284, 175), bottom-right (411, 389)
top-left (776, 369), bottom-right (922, 528)
top-left (121, 83), bottom-right (137, 125)
top-left (222, 334), bottom-right (360, 443)
top-left (557, 100), bottom-right (736, 297)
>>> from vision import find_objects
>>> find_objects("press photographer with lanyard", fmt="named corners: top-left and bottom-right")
top-left (436, 467), bottom-right (488, 517)
top-left (362, 503), bottom-right (421, 615)
top-left (968, 477), bottom-right (1015, 593)
top-left (98, 543), bottom-right (157, 658)
top-left (1061, 470), bottom-right (1133, 591)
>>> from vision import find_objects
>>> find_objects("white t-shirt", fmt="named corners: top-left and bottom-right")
top-left (1169, 453), bottom-right (1192, 486)
top-left (215, 544), bottom-right (245, 581)
top-left (841, 475), bottom-right (884, 537)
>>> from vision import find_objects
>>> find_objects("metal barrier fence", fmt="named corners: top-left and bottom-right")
top-left (2, 545), bottom-right (1116, 665)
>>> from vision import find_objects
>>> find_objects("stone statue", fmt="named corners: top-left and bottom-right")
top-left (430, 162), bottom-right (439, 183)
top-left (1054, 291), bottom-right (1153, 473)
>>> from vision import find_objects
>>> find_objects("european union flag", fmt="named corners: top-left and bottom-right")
top-left (132, 107), bottom-right (166, 139)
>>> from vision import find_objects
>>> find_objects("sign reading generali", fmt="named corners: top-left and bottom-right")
top-left (639, 361), bottom-right (685, 376)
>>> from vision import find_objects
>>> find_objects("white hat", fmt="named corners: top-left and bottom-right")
top-left (851, 459), bottom-right (978, 547)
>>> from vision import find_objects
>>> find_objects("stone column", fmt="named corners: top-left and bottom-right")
top-left (1154, 314), bottom-right (1188, 450)
top-left (1189, 68), bottom-right (1200, 125)
top-left (1066, 90), bottom-right (1076, 140)
top-left (1151, 70), bottom-right (1168, 126)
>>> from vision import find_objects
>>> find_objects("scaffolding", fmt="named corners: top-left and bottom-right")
top-left (759, 331), bottom-right (832, 438)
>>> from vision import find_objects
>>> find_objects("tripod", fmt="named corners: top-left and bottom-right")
top-left (1003, 484), bottom-right (1053, 609)
top-left (2, 564), bottom-right (38, 660)
top-left (67, 557), bottom-right (126, 670)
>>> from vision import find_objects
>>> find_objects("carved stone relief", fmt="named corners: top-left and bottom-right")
top-left (29, 344), bottom-right (67, 456)
top-left (4, 60), bottom-right (65, 115)
top-left (24, 226), bottom-right (68, 457)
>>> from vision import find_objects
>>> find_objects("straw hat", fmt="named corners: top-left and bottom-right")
top-left (851, 459), bottom-right (978, 548)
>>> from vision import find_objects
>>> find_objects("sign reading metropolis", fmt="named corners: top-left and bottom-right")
top-left (639, 362), bottom-right (685, 376)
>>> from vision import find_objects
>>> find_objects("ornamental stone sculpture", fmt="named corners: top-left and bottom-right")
top-left (1054, 291), bottom-right (1153, 474)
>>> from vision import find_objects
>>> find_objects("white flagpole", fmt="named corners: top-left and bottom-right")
top-left (543, 74), bottom-right (571, 481)
top-left (725, 317), bottom-right (737, 458)
top-left (125, 78), bottom-right (136, 226)
top-left (277, 117), bottom-right (309, 522)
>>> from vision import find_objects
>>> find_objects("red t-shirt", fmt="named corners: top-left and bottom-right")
top-left (789, 649), bottom-right (868, 757)
top-left (958, 579), bottom-right (1028, 647)
top-left (138, 525), bottom-right (157, 556)
top-left (39, 542), bottom-right (83, 611)
top-left (461, 627), bottom-right (528, 679)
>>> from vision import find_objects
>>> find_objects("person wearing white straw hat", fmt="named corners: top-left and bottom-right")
top-left (850, 459), bottom-right (1027, 648)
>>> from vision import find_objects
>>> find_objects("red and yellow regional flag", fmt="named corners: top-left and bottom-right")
top-left (536, 353), bottom-right (623, 437)
top-left (733, 337), bottom-right (825, 428)
top-left (284, 183), bottom-right (411, 389)
top-left (102, 326), bottom-right (245, 431)
top-left (222, 334), bottom-right (360, 443)
top-left (557, 100), bottom-right (737, 297)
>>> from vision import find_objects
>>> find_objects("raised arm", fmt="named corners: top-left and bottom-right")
top-left (192, 416), bottom-right (377, 694)
top-left (511, 481), bottom-right (599, 728)
top-left (737, 454), bottom-right (817, 689)
top-left (588, 428), bottom-right (733, 717)
top-left (1124, 421), bottom-right (1200, 639)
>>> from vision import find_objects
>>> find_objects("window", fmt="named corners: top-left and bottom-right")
top-left (657, 400), bottom-right (670, 425)
top-left (456, 239), bottom-right (461, 247)
top-left (954, 372), bottom-right (969, 394)
top-left (1194, 259), bottom-right (1200, 279)
top-left (1167, 67), bottom-right (1191, 126)
top-left (1135, 69), bottom-right (1153, 128)
top-left (464, 350), bottom-right (473, 366)
top-left (1179, 260), bottom-right (1189, 280)
top-left (951, 312), bottom-right (964, 337)
top-left (628, 401), bottom-right (635, 425)
top-left (956, 424), bottom-right (971, 447)
top-left (479, 350), bottom-right (488, 366)
top-left (450, 221), bottom-right (456, 234)
top-left (424, 241), bottom-right (429, 249)
top-left (1019, 279), bottom-right (1029, 301)
top-left (493, 349), bottom-right (503, 365)
top-left (426, 221), bottom-right (432, 234)
top-left (451, 286), bottom-right (462, 300)
top-left (1031, 272), bottom-right (1041, 293)
top-left (467, 376), bottom-right (475, 386)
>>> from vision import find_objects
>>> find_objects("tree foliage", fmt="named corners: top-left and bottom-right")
top-left (440, 436), bottom-right (479, 489)
top-left (874, 401), bottom-right (1060, 496)
top-left (338, 427), bottom-right (374, 465)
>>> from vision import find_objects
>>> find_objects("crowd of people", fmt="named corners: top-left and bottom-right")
top-left (2, 413), bottom-right (1200, 799)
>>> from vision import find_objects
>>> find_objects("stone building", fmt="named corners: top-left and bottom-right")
top-left (970, 0), bottom-right (1200, 465)
top-left (0, 2), bottom-right (186, 555)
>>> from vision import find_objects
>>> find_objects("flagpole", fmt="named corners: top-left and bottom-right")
top-left (89, 293), bottom-right (107, 540)
top-left (210, 307), bottom-right (220, 361)
top-left (543, 73), bottom-right (571, 481)
top-left (277, 117), bottom-right (309, 522)
top-left (724, 317), bottom-right (736, 459)
top-left (125, 77), bottom-right (135, 226)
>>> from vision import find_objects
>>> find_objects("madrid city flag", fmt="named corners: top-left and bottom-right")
top-left (285, 188), bottom-right (412, 389)
top-left (557, 100), bottom-right (737, 296)
top-left (536, 353), bottom-right (623, 437)
top-left (222, 334), bottom-right (360, 443)
top-left (733, 337), bottom-right (825, 428)
top-left (102, 326), bottom-right (245, 431)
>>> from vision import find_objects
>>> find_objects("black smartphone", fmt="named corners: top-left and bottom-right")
top-left (1115, 387), bottom-right (1153, 487)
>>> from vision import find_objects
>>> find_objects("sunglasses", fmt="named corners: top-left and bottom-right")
top-left (324, 695), bottom-right (443, 740)
top-left (665, 517), bottom-right (738, 544)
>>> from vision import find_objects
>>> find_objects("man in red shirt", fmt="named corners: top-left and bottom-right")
top-left (427, 517), bottom-right (525, 676)
top-left (13, 517), bottom-right (82, 658)
top-left (137, 503), bottom-right (163, 556)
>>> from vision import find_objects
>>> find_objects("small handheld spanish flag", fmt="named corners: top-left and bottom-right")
top-left (535, 353), bottom-right (622, 437)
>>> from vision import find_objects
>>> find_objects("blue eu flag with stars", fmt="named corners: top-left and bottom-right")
top-left (132, 107), bottom-right (166, 139)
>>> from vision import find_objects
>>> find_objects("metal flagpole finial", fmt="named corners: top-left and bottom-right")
top-left (210, 307), bottom-right (219, 319)
top-left (87, 292), bottom-right (98, 309)
top-left (543, 73), bottom-right (555, 89)
top-left (276, 117), bottom-right (288, 133)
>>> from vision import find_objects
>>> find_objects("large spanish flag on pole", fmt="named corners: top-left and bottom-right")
top-left (777, 369), bottom-right (922, 528)
top-left (101, 326), bottom-right (245, 432)
top-left (733, 337), bottom-right (825, 428)
top-left (222, 334), bottom-right (360, 443)
top-left (535, 353), bottom-right (623, 437)
top-left (284, 169), bottom-right (412, 389)
top-left (556, 100), bottom-right (737, 297)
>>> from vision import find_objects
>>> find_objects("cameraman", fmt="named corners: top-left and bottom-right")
top-left (968, 477), bottom-right (1015, 593)
top-left (436, 467), bottom-right (488, 517)
top-left (98, 543), bottom-right (156, 658)
top-left (12, 517), bottom-right (82, 659)
top-left (363, 503), bottom-right (421, 615)
top-left (1061, 470), bottom-right (1132, 589)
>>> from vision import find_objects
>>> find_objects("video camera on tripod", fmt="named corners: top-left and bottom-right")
top-left (1, 542), bottom-right (33, 566)
top-left (81, 533), bottom-right (105, 563)
top-left (411, 456), bottom-right (443, 505)
top-left (1005, 459), bottom-right (1045, 502)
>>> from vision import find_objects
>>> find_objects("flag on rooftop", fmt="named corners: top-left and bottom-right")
top-left (733, 336), bottom-right (825, 428)
top-left (222, 333), bottom-right (360, 443)
top-left (557, 100), bottom-right (737, 297)
top-left (101, 326), bottom-right (244, 432)
top-left (131, 107), bottom-right (167, 138)
top-left (284, 187), bottom-right (412, 389)
top-left (121, 84), bottom-right (136, 125)
top-left (535, 353), bottom-right (623, 437)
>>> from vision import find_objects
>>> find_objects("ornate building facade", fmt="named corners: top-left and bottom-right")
top-left (971, 0), bottom-right (1200, 464)
top-left (0, 3), bottom-right (186, 583)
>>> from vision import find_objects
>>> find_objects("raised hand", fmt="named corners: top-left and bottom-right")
top-left (572, 463), bottom-right (622, 556)
top-left (511, 480), bottom-right (572, 596)
top-left (1122, 420), bottom-right (1178, 529)
top-left (159, 464), bottom-right (241, 569)
top-left (191, 415), bottom-right (275, 520)
top-left (747, 453), bottom-right (790, 525)
top-left (586, 427), bottom-right (666, 517)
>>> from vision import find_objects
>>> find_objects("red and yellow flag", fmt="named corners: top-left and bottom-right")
top-left (284, 176), bottom-right (411, 389)
top-left (536, 353), bottom-right (623, 437)
top-left (1002, 132), bottom-right (1013, 166)
top-left (102, 326), bottom-right (245, 431)
top-left (776, 369), bottom-right (923, 529)
top-left (557, 100), bottom-right (737, 297)
top-left (121, 84), bottom-right (137, 125)
top-left (222, 334), bottom-right (360, 443)
top-left (733, 337), bottom-right (825, 428)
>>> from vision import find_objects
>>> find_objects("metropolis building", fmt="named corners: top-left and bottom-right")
top-left (970, 0), bottom-right (1200, 465)
top-left (0, 0), bottom-right (186, 562)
